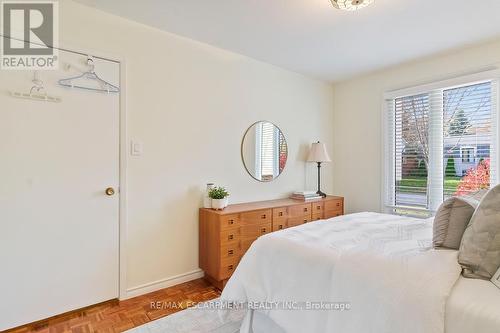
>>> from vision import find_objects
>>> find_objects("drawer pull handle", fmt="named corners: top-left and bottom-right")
top-left (317, 206), bottom-right (321, 210)
top-left (261, 228), bottom-right (267, 233)
top-left (261, 214), bottom-right (267, 219)
top-left (228, 219), bottom-right (234, 225)
top-left (278, 225), bottom-right (283, 230)
top-left (228, 265), bottom-right (234, 271)
top-left (304, 208), bottom-right (308, 212)
top-left (336, 203), bottom-right (340, 207)
top-left (228, 250), bottom-right (234, 255)
top-left (279, 212), bottom-right (283, 217)
top-left (228, 235), bottom-right (234, 241)
top-left (303, 219), bottom-right (307, 223)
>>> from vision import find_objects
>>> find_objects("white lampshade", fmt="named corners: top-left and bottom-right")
top-left (307, 142), bottom-right (331, 163)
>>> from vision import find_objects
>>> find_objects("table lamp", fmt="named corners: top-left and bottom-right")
top-left (307, 141), bottom-right (331, 198)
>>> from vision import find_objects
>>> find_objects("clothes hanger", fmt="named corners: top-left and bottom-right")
top-left (10, 71), bottom-right (62, 103)
top-left (58, 56), bottom-right (120, 93)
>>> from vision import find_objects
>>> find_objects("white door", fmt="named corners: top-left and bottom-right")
top-left (0, 45), bottom-right (120, 330)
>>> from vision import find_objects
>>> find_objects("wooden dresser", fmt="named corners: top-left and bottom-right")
top-left (199, 195), bottom-right (344, 289)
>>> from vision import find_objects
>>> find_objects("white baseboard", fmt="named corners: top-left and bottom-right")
top-left (122, 269), bottom-right (204, 299)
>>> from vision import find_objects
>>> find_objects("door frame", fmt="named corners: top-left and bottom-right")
top-left (48, 39), bottom-right (129, 301)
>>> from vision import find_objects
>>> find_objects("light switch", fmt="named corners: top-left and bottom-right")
top-left (131, 140), bottom-right (143, 156)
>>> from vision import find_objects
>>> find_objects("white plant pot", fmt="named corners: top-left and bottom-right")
top-left (211, 198), bottom-right (226, 210)
top-left (223, 197), bottom-right (229, 207)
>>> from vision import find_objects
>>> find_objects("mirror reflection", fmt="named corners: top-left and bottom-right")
top-left (241, 121), bottom-right (288, 182)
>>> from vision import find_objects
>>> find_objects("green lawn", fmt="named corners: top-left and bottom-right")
top-left (397, 176), bottom-right (461, 194)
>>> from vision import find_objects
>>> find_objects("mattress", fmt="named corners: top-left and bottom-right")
top-left (446, 276), bottom-right (500, 333)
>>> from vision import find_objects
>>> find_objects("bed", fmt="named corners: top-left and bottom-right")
top-left (219, 212), bottom-right (500, 333)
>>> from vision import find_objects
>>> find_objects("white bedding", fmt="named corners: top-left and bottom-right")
top-left (446, 276), bottom-right (500, 333)
top-left (220, 212), bottom-right (463, 333)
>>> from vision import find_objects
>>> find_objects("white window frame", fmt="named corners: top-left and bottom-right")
top-left (381, 70), bottom-right (500, 216)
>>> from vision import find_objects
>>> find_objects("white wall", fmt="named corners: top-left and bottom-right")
top-left (332, 38), bottom-right (500, 214)
top-left (59, 1), bottom-right (334, 294)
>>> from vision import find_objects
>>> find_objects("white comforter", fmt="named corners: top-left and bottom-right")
top-left (221, 212), bottom-right (462, 333)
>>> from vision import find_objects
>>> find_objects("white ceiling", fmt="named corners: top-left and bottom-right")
top-left (75, 0), bottom-right (500, 82)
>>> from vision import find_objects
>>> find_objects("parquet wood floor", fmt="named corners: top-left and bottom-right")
top-left (5, 279), bottom-right (220, 333)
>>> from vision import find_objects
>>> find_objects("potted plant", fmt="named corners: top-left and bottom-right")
top-left (209, 186), bottom-right (230, 210)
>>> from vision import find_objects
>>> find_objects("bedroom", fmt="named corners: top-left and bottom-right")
top-left (0, 0), bottom-right (499, 332)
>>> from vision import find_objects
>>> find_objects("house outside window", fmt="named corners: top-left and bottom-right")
top-left (461, 147), bottom-right (475, 163)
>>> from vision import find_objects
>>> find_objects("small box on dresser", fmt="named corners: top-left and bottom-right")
top-left (199, 196), bottom-right (344, 290)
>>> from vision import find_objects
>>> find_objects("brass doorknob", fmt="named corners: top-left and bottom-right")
top-left (105, 187), bottom-right (115, 196)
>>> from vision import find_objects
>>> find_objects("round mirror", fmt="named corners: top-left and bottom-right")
top-left (241, 121), bottom-right (288, 182)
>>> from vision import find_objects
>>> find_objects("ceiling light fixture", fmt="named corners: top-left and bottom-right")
top-left (330, 0), bottom-right (374, 11)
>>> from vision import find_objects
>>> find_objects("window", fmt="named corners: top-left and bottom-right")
top-left (444, 82), bottom-right (493, 197)
top-left (394, 93), bottom-right (430, 208)
top-left (385, 73), bottom-right (498, 215)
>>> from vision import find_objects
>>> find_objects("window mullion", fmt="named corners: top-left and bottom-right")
top-left (427, 89), bottom-right (444, 212)
top-left (385, 99), bottom-right (396, 211)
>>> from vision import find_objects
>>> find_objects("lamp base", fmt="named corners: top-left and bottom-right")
top-left (316, 190), bottom-right (327, 198)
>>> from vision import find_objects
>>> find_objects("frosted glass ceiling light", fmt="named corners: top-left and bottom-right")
top-left (331, 0), bottom-right (374, 11)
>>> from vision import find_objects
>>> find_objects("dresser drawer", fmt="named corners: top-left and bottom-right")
top-left (288, 216), bottom-right (311, 227)
top-left (325, 199), bottom-right (343, 212)
top-left (240, 209), bottom-right (272, 225)
top-left (219, 256), bottom-right (240, 280)
top-left (220, 214), bottom-right (240, 231)
top-left (312, 202), bottom-right (324, 214)
top-left (220, 228), bottom-right (241, 244)
top-left (272, 207), bottom-right (288, 219)
top-left (220, 241), bottom-right (241, 260)
top-left (289, 203), bottom-right (312, 218)
top-left (324, 210), bottom-right (343, 219)
top-left (240, 222), bottom-right (273, 254)
top-left (272, 219), bottom-right (288, 232)
top-left (312, 213), bottom-right (323, 221)
top-left (241, 222), bottom-right (272, 240)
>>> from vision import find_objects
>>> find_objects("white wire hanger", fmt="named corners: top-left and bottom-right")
top-left (58, 56), bottom-right (120, 93)
top-left (10, 71), bottom-right (62, 103)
